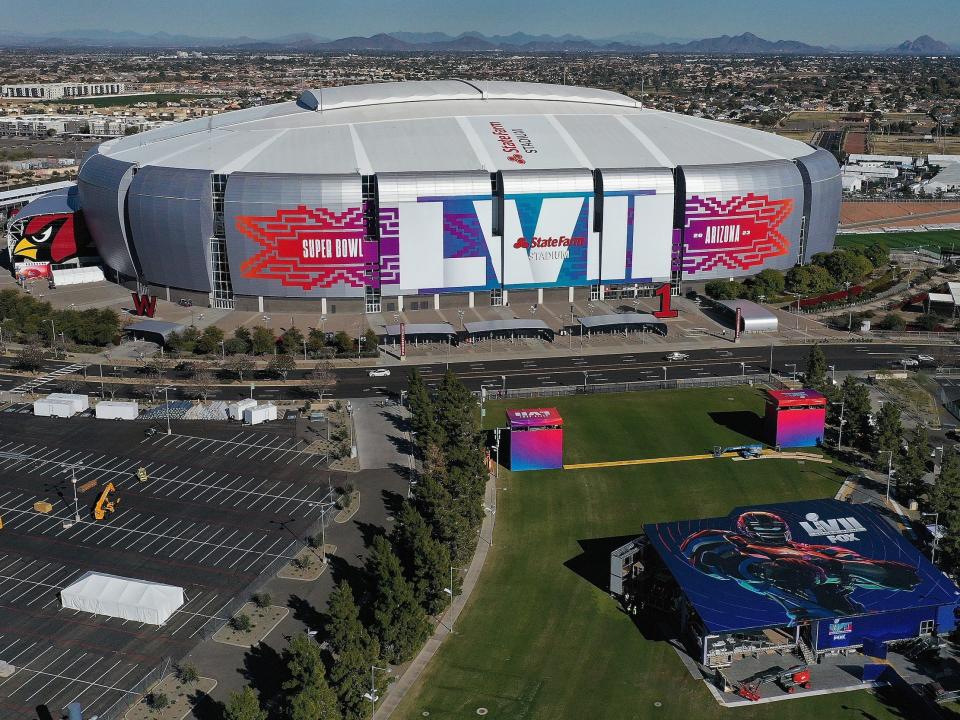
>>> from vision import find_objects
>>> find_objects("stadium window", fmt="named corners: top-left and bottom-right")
top-left (490, 288), bottom-right (503, 307)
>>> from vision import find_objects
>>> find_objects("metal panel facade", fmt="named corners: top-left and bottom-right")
top-left (679, 161), bottom-right (804, 280)
top-left (795, 149), bottom-right (841, 262)
top-left (500, 169), bottom-right (596, 289)
top-left (76, 152), bottom-right (138, 277)
top-left (599, 169), bottom-right (674, 283)
top-left (223, 173), bottom-right (370, 298)
top-left (128, 166), bottom-right (213, 292)
top-left (377, 172), bottom-right (496, 295)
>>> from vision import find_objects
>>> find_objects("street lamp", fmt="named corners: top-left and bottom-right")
top-left (582, 370), bottom-right (589, 390)
top-left (158, 385), bottom-right (175, 435)
top-left (362, 665), bottom-right (391, 719)
top-left (302, 338), bottom-right (308, 361)
top-left (47, 318), bottom-right (56, 351)
top-left (662, 366), bottom-right (667, 381)
top-left (219, 340), bottom-right (225, 360)
top-left (501, 375), bottom-right (506, 394)
top-left (739, 361), bottom-right (746, 378)
top-left (830, 400), bottom-right (845, 450)
top-left (786, 363), bottom-right (797, 382)
top-left (828, 364), bottom-right (836, 386)
top-left (879, 449), bottom-right (894, 503)
top-left (922, 512), bottom-right (941, 565)
top-left (63, 463), bottom-right (81, 523)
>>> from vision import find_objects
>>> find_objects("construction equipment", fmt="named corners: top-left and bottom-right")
top-left (77, 479), bottom-right (98, 494)
top-left (33, 501), bottom-right (53, 514)
top-left (93, 483), bottom-right (119, 521)
top-left (713, 444), bottom-right (764, 459)
top-left (733, 665), bottom-right (810, 701)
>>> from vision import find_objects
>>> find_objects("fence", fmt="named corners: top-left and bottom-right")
top-left (483, 373), bottom-right (787, 401)
top-left (98, 656), bottom-right (172, 720)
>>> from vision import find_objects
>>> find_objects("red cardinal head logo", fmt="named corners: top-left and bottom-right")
top-left (11, 213), bottom-right (77, 263)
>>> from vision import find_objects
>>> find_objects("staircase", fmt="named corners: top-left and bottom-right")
top-left (797, 638), bottom-right (816, 665)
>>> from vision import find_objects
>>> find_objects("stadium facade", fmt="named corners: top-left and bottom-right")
top-left (14, 80), bottom-right (841, 314)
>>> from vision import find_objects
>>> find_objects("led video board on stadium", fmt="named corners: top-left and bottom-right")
top-left (598, 169), bottom-right (674, 284)
top-left (377, 172), bottom-right (497, 295)
top-left (223, 173), bottom-right (375, 298)
top-left (500, 169), bottom-right (597, 289)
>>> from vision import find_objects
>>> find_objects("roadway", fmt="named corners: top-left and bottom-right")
top-left (0, 342), bottom-right (948, 401)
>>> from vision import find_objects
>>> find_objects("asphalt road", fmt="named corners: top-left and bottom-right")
top-left (0, 342), bottom-right (953, 402)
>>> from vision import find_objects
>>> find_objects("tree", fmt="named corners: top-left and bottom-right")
top-left (839, 376), bottom-right (873, 451)
top-left (333, 331), bottom-right (354, 355)
top-left (250, 325), bottom-right (275, 355)
top-left (306, 361), bottom-right (335, 399)
top-left (224, 354), bottom-right (255, 382)
top-left (195, 325), bottom-right (225, 355)
top-left (177, 663), bottom-right (199, 684)
top-left (307, 327), bottom-right (327, 356)
top-left (325, 582), bottom-right (382, 720)
top-left (325, 581), bottom-right (367, 656)
top-left (704, 279), bottom-right (742, 300)
top-left (391, 501), bottom-right (454, 614)
top-left (785, 265), bottom-right (833, 296)
top-left (877, 313), bottom-right (907, 331)
top-left (223, 337), bottom-right (249, 355)
top-left (365, 535), bottom-right (430, 663)
top-left (280, 326), bottom-right (304, 355)
top-left (931, 451), bottom-right (960, 575)
top-left (406, 369), bottom-right (436, 442)
top-left (143, 355), bottom-right (172, 383)
top-left (874, 403), bottom-right (903, 457)
top-left (267, 353), bottom-right (296, 380)
top-left (233, 326), bottom-right (252, 352)
top-left (231, 613), bottom-right (253, 632)
top-left (14, 342), bottom-right (45, 371)
top-left (897, 425), bottom-right (929, 504)
top-left (223, 687), bottom-right (267, 720)
top-left (804, 344), bottom-right (828, 392)
top-left (748, 268), bottom-right (785, 299)
top-left (188, 369), bottom-right (215, 402)
top-left (861, 242), bottom-right (889, 268)
top-left (363, 328), bottom-right (379, 355)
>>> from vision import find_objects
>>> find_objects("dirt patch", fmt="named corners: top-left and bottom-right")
top-left (213, 603), bottom-right (288, 647)
top-left (123, 673), bottom-right (216, 720)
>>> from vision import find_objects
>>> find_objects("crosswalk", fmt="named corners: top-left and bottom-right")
top-left (8, 363), bottom-right (87, 396)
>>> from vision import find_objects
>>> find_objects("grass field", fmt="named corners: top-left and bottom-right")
top-left (42, 92), bottom-right (218, 108)
top-left (836, 229), bottom-right (960, 252)
top-left (395, 387), bottom-right (916, 720)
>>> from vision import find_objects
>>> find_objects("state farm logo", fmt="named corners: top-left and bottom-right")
top-left (514, 235), bottom-right (585, 261)
top-left (489, 121), bottom-right (538, 165)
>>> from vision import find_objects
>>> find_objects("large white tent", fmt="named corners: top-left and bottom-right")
top-left (60, 572), bottom-right (184, 625)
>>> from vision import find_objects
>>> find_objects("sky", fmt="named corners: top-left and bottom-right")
top-left (2, 0), bottom-right (959, 47)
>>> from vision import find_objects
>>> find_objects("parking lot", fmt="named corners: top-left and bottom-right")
top-left (0, 414), bottom-right (335, 720)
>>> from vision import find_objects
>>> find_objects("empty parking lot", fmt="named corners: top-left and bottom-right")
top-left (0, 414), bottom-right (335, 720)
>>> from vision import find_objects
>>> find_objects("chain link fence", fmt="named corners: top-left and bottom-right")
top-left (98, 657), bottom-right (173, 720)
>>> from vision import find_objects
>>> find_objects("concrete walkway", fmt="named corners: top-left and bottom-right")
top-left (373, 472), bottom-right (497, 719)
top-left (352, 398), bottom-right (410, 470)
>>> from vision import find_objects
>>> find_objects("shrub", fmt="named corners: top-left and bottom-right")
top-left (177, 663), bottom-right (199, 684)
top-left (252, 592), bottom-right (271, 609)
top-left (877, 313), bottom-right (907, 331)
top-left (148, 692), bottom-right (169, 709)
top-left (230, 613), bottom-right (253, 632)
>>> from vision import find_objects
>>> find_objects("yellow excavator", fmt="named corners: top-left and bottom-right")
top-left (93, 483), bottom-right (119, 521)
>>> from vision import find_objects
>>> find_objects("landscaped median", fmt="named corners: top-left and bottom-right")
top-left (124, 665), bottom-right (215, 720)
top-left (213, 596), bottom-right (288, 647)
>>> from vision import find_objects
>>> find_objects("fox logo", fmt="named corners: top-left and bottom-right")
top-left (506, 153), bottom-right (526, 165)
top-left (513, 237), bottom-right (530, 249)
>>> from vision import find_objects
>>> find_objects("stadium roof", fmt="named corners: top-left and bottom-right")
top-left (383, 322), bottom-right (455, 336)
top-left (578, 312), bottom-right (665, 330)
top-left (94, 80), bottom-right (819, 175)
top-left (715, 299), bottom-right (779, 332)
top-left (645, 499), bottom-right (960, 634)
top-left (463, 318), bottom-right (553, 335)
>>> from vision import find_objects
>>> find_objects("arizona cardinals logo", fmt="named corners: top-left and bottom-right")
top-left (236, 205), bottom-right (370, 291)
top-left (10, 213), bottom-right (77, 264)
top-left (682, 193), bottom-right (793, 275)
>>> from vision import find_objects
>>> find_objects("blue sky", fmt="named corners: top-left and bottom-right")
top-left (2, 0), bottom-right (958, 46)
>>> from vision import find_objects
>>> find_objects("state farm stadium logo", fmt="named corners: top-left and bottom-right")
top-left (489, 121), bottom-right (538, 164)
top-left (236, 205), bottom-right (368, 290)
top-left (681, 193), bottom-right (794, 275)
top-left (514, 235), bottom-right (584, 260)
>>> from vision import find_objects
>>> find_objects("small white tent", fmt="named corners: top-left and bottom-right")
top-left (60, 572), bottom-right (184, 625)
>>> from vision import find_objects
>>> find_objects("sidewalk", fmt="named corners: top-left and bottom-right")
top-left (373, 471), bottom-right (497, 719)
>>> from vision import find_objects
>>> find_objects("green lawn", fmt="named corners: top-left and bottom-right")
top-left (836, 229), bottom-right (960, 252)
top-left (395, 388), bottom-right (915, 720)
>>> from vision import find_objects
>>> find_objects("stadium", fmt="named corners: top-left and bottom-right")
top-left (12, 80), bottom-right (841, 315)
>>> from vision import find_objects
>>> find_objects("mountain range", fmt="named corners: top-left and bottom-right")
top-left (0, 29), bottom-right (955, 55)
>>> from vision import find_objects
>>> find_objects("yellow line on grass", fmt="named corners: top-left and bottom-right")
top-left (563, 452), bottom-right (736, 469)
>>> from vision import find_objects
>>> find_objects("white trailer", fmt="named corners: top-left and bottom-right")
top-left (95, 400), bottom-right (139, 420)
top-left (34, 398), bottom-right (76, 418)
top-left (228, 398), bottom-right (257, 420)
top-left (244, 403), bottom-right (278, 426)
top-left (46, 392), bottom-right (89, 413)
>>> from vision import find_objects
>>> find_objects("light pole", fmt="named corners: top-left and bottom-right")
top-left (582, 370), bottom-right (588, 390)
top-left (501, 374), bottom-right (506, 394)
top-left (65, 463), bottom-right (81, 523)
top-left (786, 363), bottom-right (797, 382)
top-left (879, 449), bottom-right (894, 503)
top-left (787, 292), bottom-right (801, 330)
top-left (159, 385), bottom-right (174, 435)
top-left (662, 365), bottom-right (667, 381)
top-left (828, 364), bottom-right (836, 386)
top-left (302, 338), bottom-right (308, 361)
top-left (219, 340), bottom-right (225, 360)
top-left (47, 318), bottom-right (56, 352)
top-left (739, 361), bottom-right (746, 378)
top-left (922, 512), bottom-right (941, 565)
top-left (362, 665), bottom-right (391, 719)
top-left (831, 400), bottom-right (845, 450)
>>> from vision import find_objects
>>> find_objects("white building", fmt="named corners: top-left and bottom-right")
top-left (1, 82), bottom-right (125, 100)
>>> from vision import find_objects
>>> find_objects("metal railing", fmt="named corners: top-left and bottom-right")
top-left (98, 657), bottom-right (172, 720)
top-left (483, 373), bottom-right (786, 400)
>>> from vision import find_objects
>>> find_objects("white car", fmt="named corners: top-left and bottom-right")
top-left (916, 354), bottom-right (935, 363)
top-left (665, 352), bottom-right (690, 361)
top-left (899, 358), bottom-right (919, 367)
top-left (368, 368), bottom-right (391, 377)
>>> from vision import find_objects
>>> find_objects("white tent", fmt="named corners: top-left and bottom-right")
top-left (60, 572), bottom-right (184, 625)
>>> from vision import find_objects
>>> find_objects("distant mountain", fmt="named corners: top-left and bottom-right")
top-left (644, 31), bottom-right (829, 55)
top-left (596, 31), bottom-right (693, 45)
top-left (884, 35), bottom-right (955, 55)
top-left (0, 28), bottom-right (261, 47)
